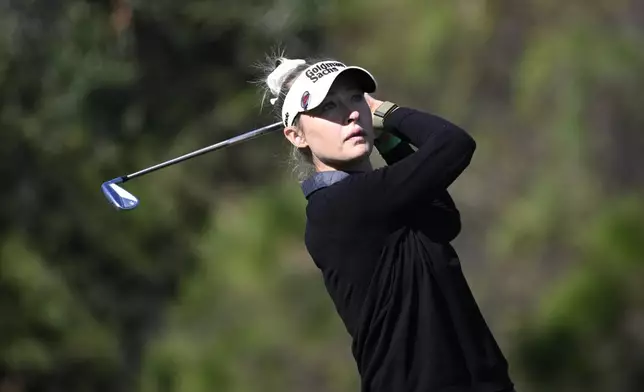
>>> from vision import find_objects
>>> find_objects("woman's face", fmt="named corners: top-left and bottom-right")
top-left (286, 74), bottom-right (375, 172)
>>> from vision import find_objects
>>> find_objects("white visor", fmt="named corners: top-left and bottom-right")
top-left (281, 60), bottom-right (377, 127)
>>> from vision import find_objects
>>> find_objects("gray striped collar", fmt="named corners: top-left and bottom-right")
top-left (301, 171), bottom-right (351, 198)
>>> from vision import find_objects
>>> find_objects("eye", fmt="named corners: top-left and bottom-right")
top-left (321, 101), bottom-right (336, 112)
top-left (351, 93), bottom-right (364, 102)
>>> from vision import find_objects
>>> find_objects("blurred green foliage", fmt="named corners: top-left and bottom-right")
top-left (1, 0), bottom-right (643, 391)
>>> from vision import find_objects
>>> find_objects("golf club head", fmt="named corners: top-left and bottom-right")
top-left (101, 178), bottom-right (139, 210)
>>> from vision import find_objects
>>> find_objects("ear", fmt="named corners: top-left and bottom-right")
top-left (283, 125), bottom-right (309, 149)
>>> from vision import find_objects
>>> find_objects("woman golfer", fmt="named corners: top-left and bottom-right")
top-left (261, 56), bottom-right (515, 392)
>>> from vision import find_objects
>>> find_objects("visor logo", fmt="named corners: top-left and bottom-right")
top-left (305, 61), bottom-right (345, 83)
top-left (301, 91), bottom-right (310, 110)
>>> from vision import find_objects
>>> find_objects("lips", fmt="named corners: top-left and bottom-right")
top-left (344, 126), bottom-right (366, 141)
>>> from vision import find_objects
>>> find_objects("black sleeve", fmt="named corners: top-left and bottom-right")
top-left (378, 132), bottom-right (461, 241)
top-left (377, 139), bottom-right (415, 165)
top-left (412, 189), bottom-right (461, 242)
top-left (334, 107), bottom-right (475, 219)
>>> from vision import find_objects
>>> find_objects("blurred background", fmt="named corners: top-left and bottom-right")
top-left (1, 0), bottom-right (643, 391)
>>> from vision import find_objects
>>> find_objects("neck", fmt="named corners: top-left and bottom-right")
top-left (314, 156), bottom-right (373, 173)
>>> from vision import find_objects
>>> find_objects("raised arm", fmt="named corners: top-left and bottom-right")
top-left (375, 122), bottom-right (461, 242)
top-left (374, 115), bottom-right (463, 241)
top-left (326, 106), bottom-right (475, 222)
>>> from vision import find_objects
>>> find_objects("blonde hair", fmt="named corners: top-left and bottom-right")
top-left (253, 49), bottom-right (327, 182)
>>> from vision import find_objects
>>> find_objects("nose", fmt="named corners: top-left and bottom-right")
top-left (347, 110), bottom-right (360, 124)
top-left (335, 98), bottom-right (360, 125)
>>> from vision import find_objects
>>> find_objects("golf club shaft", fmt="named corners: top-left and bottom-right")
top-left (123, 122), bottom-right (283, 182)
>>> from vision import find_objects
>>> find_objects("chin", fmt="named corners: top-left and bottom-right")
top-left (322, 144), bottom-right (374, 171)
top-left (353, 143), bottom-right (373, 158)
top-left (344, 146), bottom-right (372, 165)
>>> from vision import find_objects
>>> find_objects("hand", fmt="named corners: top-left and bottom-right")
top-left (364, 93), bottom-right (385, 114)
top-left (365, 93), bottom-right (386, 138)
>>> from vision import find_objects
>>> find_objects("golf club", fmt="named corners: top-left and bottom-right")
top-left (101, 121), bottom-right (283, 210)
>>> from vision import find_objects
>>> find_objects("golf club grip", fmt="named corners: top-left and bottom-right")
top-left (125, 122), bottom-right (283, 180)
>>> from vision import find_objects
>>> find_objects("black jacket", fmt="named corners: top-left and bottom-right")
top-left (301, 107), bottom-right (514, 392)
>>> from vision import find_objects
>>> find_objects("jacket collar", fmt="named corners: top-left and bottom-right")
top-left (301, 171), bottom-right (350, 198)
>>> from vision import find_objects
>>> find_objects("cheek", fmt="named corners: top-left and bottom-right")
top-left (301, 116), bottom-right (340, 144)
top-left (305, 119), bottom-right (344, 151)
